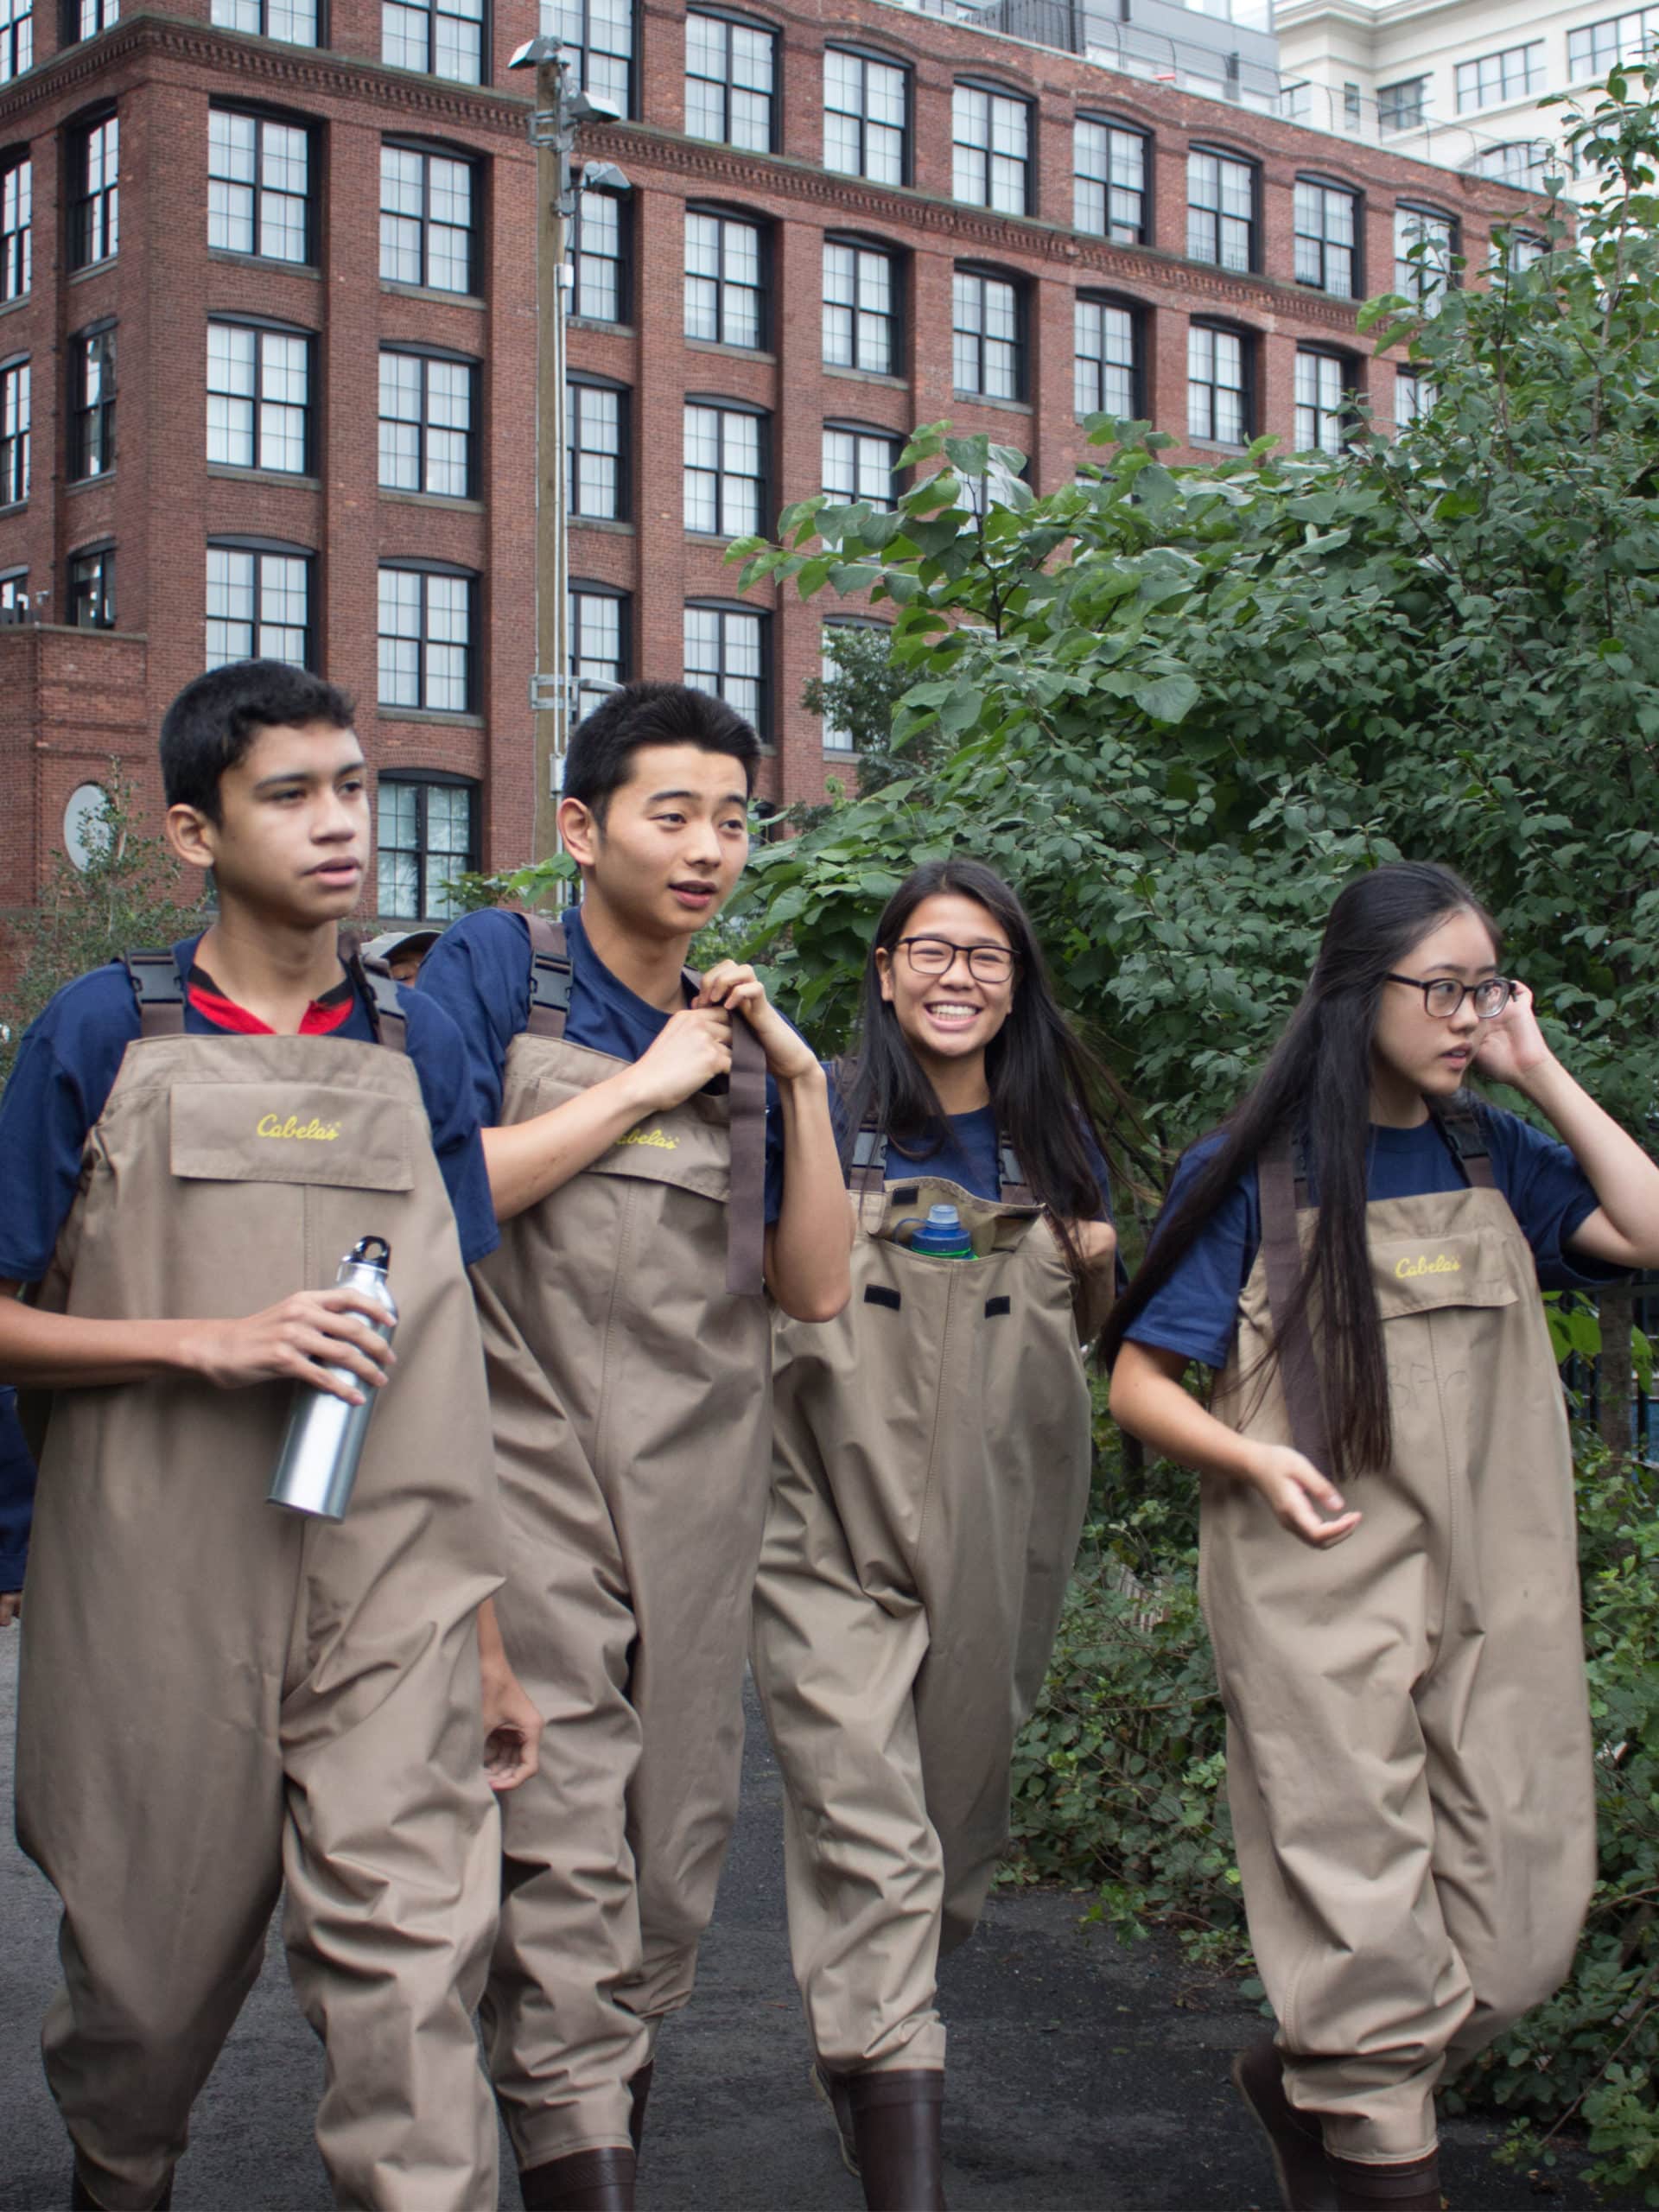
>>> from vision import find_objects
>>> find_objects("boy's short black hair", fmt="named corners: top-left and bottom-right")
top-left (564, 682), bottom-right (760, 821)
top-left (161, 661), bottom-right (356, 821)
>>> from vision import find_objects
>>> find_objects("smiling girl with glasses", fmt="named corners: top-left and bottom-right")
top-left (1103, 861), bottom-right (1659, 2212)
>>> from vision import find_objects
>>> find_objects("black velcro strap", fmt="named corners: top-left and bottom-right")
top-left (997, 1141), bottom-right (1033, 1205)
top-left (984, 1294), bottom-right (1011, 1318)
top-left (1260, 1127), bottom-right (1332, 1474)
top-left (724, 1008), bottom-right (768, 1298)
top-left (864, 1284), bottom-right (901, 1310)
top-left (523, 912), bottom-right (573, 1039)
top-left (1436, 1103), bottom-right (1497, 1189)
top-left (850, 1122), bottom-right (888, 1196)
top-left (123, 949), bottom-right (185, 1038)
top-left (354, 953), bottom-right (408, 1055)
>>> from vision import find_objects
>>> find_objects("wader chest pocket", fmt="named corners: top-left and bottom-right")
top-left (169, 1084), bottom-right (415, 1191)
top-left (1372, 1234), bottom-right (1518, 1322)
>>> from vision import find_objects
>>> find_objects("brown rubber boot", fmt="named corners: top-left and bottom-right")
top-left (812, 2061), bottom-right (861, 2177)
top-left (627, 2063), bottom-right (654, 2154)
top-left (1326, 2151), bottom-right (1442, 2212)
top-left (847, 2070), bottom-right (946, 2212)
top-left (70, 2171), bottom-right (172, 2210)
top-left (1230, 2037), bottom-right (1338, 2212)
top-left (518, 2145), bottom-right (637, 2211)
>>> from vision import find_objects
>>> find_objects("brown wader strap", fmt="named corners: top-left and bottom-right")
top-left (339, 932), bottom-right (408, 1055)
top-left (123, 950), bottom-right (186, 1038)
top-left (723, 1008), bottom-right (768, 1298)
top-left (1259, 1127), bottom-right (1332, 1475)
top-left (522, 911), bottom-right (574, 1039)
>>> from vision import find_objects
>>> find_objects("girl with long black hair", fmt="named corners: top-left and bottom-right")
top-left (750, 859), bottom-right (1118, 2212)
top-left (1105, 861), bottom-right (1659, 2212)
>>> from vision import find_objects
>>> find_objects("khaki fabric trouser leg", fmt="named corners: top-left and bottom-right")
top-left (752, 1430), bottom-right (946, 2075)
top-left (484, 1406), bottom-right (646, 2170)
top-left (281, 1528), bottom-right (500, 2212)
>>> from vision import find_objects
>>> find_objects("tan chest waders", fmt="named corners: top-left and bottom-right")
top-left (473, 915), bottom-right (773, 2169)
top-left (750, 1127), bottom-right (1104, 2075)
top-left (16, 945), bottom-right (505, 2212)
top-left (1205, 1115), bottom-right (1596, 2164)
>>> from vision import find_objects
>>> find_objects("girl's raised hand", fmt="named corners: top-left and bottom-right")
top-left (1471, 978), bottom-right (1553, 1091)
top-left (1247, 1444), bottom-right (1363, 1548)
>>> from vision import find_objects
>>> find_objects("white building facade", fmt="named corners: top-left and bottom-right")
top-left (1274, 0), bottom-right (1656, 189)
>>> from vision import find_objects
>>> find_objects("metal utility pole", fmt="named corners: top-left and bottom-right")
top-left (508, 35), bottom-right (628, 867)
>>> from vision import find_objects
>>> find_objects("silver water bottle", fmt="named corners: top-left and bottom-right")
top-left (267, 1236), bottom-right (398, 1522)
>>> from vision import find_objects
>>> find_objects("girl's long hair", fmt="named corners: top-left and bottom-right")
top-left (1101, 861), bottom-right (1500, 1478)
top-left (837, 859), bottom-right (1111, 1272)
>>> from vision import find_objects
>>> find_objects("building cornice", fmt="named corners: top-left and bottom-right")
top-left (0, 11), bottom-right (537, 137)
top-left (586, 123), bottom-right (1370, 331)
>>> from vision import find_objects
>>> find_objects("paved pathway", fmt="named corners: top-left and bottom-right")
top-left (0, 1638), bottom-right (1626, 2209)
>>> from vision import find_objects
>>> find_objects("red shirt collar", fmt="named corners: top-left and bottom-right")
top-left (186, 961), bottom-right (356, 1037)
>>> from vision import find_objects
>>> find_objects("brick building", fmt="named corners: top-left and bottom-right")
top-left (0, 0), bottom-right (1542, 926)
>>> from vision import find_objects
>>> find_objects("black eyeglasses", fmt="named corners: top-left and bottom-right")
top-left (894, 936), bottom-right (1018, 985)
top-left (1384, 973), bottom-right (1515, 1020)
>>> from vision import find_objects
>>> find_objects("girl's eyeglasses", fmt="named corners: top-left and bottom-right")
top-left (894, 936), bottom-right (1018, 985)
top-left (1384, 973), bottom-right (1515, 1020)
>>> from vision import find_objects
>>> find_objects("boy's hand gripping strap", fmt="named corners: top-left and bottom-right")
top-left (522, 911), bottom-right (766, 1297)
top-left (1258, 1128), bottom-right (1333, 1476)
top-left (123, 950), bottom-right (186, 1039)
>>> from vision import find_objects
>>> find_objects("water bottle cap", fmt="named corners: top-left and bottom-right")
top-left (347, 1236), bottom-right (391, 1273)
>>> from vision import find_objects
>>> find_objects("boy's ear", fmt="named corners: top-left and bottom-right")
top-left (164, 803), bottom-right (218, 877)
top-left (557, 794), bottom-right (601, 869)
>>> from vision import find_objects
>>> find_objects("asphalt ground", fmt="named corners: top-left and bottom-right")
top-left (0, 1637), bottom-right (1632, 2211)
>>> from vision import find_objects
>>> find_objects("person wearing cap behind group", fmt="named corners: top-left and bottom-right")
top-left (0, 660), bottom-right (540, 2212)
top-left (362, 925), bottom-right (441, 982)
top-left (750, 858), bottom-right (1119, 2211)
top-left (417, 680), bottom-right (850, 2212)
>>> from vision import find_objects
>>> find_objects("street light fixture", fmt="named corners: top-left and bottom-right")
top-left (507, 35), bottom-right (631, 863)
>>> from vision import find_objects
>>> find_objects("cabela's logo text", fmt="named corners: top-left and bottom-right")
top-left (1395, 1252), bottom-right (1462, 1279)
top-left (257, 1113), bottom-right (341, 1142)
top-left (616, 1126), bottom-right (678, 1151)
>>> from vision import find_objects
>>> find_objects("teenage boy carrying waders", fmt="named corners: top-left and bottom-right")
top-left (418, 680), bottom-right (850, 2211)
top-left (0, 662), bottom-right (540, 2212)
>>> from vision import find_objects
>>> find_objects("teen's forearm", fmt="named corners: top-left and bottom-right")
top-left (482, 1064), bottom-right (661, 1222)
top-left (1109, 1342), bottom-right (1263, 1484)
top-left (0, 1292), bottom-right (194, 1389)
top-left (1515, 1058), bottom-right (1659, 1267)
top-left (763, 1066), bottom-right (852, 1323)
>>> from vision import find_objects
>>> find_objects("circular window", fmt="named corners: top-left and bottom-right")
top-left (62, 782), bottom-right (111, 872)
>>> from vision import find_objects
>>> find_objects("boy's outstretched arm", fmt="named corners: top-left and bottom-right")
top-left (697, 963), bottom-right (851, 1325)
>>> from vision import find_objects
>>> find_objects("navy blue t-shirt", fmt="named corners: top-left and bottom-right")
top-left (417, 904), bottom-right (787, 1224)
top-left (825, 1071), bottom-right (1116, 1219)
top-left (0, 1386), bottom-right (34, 1591)
top-left (1127, 1105), bottom-right (1622, 1373)
top-left (0, 938), bottom-right (499, 1286)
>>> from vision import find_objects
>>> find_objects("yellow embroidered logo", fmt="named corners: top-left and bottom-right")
top-left (616, 1126), bottom-right (678, 1152)
top-left (1395, 1252), bottom-right (1462, 1279)
top-left (256, 1113), bottom-right (342, 1142)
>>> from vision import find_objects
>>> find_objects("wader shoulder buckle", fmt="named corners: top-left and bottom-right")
top-left (523, 912), bottom-right (573, 1039)
top-left (123, 949), bottom-right (186, 1038)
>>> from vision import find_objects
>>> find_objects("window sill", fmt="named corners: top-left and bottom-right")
top-left (208, 250), bottom-right (321, 279)
top-left (1186, 253), bottom-right (1258, 279)
top-left (0, 292), bottom-right (28, 319)
top-left (380, 281), bottom-right (485, 310)
top-left (68, 259), bottom-right (117, 283)
top-left (67, 471), bottom-right (115, 490)
top-left (207, 464), bottom-right (320, 488)
top-left (569, 514), bottom-right (635, 534)
top-left (376, 707), bottom-right (484, 727)
top-left (684, 531), bottom-right (750, 547)
top-left (0, 497), bottom-right (24, 516)
top-left (685, 338), bottom-right (775, 364)
top-left (951, 391), bottom-right (1032, 415)
top-left (569, 317), bottom-right (634, 336)
top-left (1188, 437), bottom-right (1249, 454)
top-left (381, 488), bottom-right (484, 513)
top-left (823, 747), bottom-right (858, 761)
top-left (824, 364), bottom-right (908, 390)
